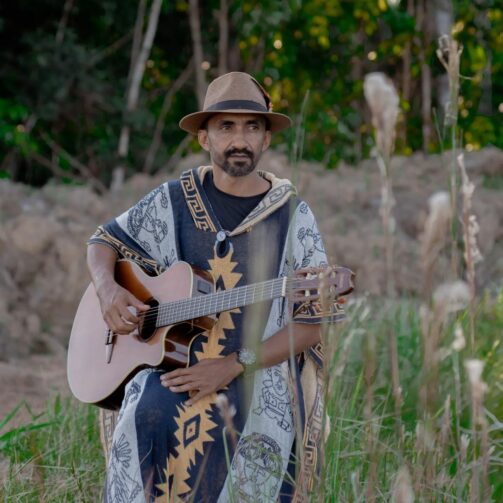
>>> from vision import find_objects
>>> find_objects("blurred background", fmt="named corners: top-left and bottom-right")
top-left (0, 0), bottom-right (501, 185)
top-left (1, 1), bottom-right (502, 501)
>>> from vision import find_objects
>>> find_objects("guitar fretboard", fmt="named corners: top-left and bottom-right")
top-left (154, 277), bottom-right (287, 327)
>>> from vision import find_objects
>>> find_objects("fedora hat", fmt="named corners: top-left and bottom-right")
top-left (179, 72), bottom-right (292, 134)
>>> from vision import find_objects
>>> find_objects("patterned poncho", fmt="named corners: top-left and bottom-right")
top-left (89, 166), bottom-right (345, 502)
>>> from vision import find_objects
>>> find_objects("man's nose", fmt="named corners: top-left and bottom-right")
top-left (230, 127), bottom-right (248, 148)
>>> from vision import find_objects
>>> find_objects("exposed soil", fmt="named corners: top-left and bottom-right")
top-left (1, 147), bottom-right (502, 423)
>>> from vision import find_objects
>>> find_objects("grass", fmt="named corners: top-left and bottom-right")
top-left (321, 292), bottom-right (503, 501)
top-left (0, 397), bottom-right (104, 502)
top-left (1, 292), bottom-right (502, 501)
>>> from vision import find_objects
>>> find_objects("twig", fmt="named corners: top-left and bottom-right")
top-left (125, 0), bottom-right (162, 125)
top-left (158, 133), bottom-right (193, 174)
top-left (127, 0), bottom-right (147, 87)
top-left (143, 60), bottom-right (194, 173)
top-left (28, 151), bottom-right (83, 185)
top-left (86, 30), bottom-right (134, 68)
top-left (188, 0), bottom-right (207, 107)
top-left (400, 0), bottom-right (415, 147)
top-left (40, 132), bottom-right (107, 193)
top-left (114, 0), bottom-right (163, 191)
top-left (437, 35), bottom-right (463, 280)
top-left (417, 0), bottom-right (432, 152)
top-left (218, 0), bottom-right (229, 75)
top-left (55, 0), bottom-right (74, 44)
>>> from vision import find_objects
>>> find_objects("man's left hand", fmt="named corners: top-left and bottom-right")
top-left (160, 353), bottom-right (244, 406)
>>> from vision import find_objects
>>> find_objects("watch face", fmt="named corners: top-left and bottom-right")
top-left (239, 348), bottom-right (257, 366)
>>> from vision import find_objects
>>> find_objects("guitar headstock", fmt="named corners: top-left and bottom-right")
top-left (286, 265), bottom-right (354, 304)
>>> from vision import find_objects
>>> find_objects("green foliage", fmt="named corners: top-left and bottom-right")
top-left (0, 100), bottom-right (35, 155)
top-left (0, 397), bottom-right (103, 502)
top-left (0, 0), bottom-right (501, 186)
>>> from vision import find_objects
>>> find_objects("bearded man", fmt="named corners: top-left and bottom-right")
top-left (87, 72), bottom-right (346, 502)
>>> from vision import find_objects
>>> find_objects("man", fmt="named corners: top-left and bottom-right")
top-left (87, 72), bottom-right (345, 502)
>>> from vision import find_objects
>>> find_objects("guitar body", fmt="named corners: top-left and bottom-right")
top-left (68, 258), bottom-right (354, 411)
top-left (67, 261), bottom-right (216, 410)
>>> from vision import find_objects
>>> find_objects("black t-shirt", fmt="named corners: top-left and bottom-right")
top-left (203, 172), bottom-right (269, 232)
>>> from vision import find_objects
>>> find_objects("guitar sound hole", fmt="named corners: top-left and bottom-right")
top-left (138, 298), bottom-right (159, 342)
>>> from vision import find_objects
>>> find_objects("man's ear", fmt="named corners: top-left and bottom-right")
top-left (261, 130), bottom-right (272, 152)
top-left (198, 129), bottom-right (210, 152)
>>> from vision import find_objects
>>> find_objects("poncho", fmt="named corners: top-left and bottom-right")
top-left (89, 166), bottom-right (345, 502)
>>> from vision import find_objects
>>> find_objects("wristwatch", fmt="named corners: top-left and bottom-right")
top-left (236, 348), bottom-right (258, 375)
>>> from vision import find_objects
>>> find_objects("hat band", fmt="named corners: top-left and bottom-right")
top-left (206, 99), bottom-right (268, 113)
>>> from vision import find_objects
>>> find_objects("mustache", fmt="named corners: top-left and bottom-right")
top-left (225, 148), bottom-right (253, 159)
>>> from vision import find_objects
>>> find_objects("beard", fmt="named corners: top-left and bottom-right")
top-left (218, 148), bottom-right (257, 177)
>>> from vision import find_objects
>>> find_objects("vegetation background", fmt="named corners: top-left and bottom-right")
top-left (0, 0), bottom-right (502, 501)
top-left (0, 0), bottom-right (501, 187)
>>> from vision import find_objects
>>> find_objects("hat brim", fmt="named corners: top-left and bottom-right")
top-left (179, 109), bottom-right (292, 134)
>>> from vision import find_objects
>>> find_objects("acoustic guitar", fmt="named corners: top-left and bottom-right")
top-left (67, 260), bottom-right (354, 410)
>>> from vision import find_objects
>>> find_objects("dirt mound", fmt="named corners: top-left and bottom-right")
top-left (281, 147), bottom-right (503, 296)
top-left (1, 147), bottom-right (502, 416)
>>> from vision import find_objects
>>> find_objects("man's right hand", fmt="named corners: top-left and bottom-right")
top-left (97, 281), bottom-right (150, 335)
top-left (87, 243), bottom-right (150, 334)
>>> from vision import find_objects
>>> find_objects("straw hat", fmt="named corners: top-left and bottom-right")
top-left (179, 72), bottom-right (292, 134)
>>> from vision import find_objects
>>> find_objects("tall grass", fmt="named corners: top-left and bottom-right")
top-left (2, 292), bottom-right (501, 502)
top-left (321, 293), bottom-right (503, 501)
top-left (1, 397), bottom-right (103, 502)
top-left (315, 30), bottom-right (503, 503)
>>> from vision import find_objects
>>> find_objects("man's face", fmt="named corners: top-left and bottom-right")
top-left (198, 113), bottom-right (271, 177)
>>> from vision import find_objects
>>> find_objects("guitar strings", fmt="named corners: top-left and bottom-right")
top-left (132, 274), bottom-right (334, 327)
top-left (155, 283), bottom-right (287, 327)
top-left (135, 277), bottom-right (284, 325)
top-left (144, 275), bottom-right (333, 321)
top-left (134, 273), bottom-right (328, 325)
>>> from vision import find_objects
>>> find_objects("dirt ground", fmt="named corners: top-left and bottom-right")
top-left (1, 147), bottom-right (502, 424)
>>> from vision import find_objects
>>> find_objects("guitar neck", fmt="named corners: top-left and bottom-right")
top-left (155, 277), bottom-right (287, 327)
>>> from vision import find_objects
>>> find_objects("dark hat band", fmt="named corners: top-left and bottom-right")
top-left (206, 99), bottom-right (268, 113)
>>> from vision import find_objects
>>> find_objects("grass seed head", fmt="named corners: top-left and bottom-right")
top-left (215, 393), bottom-right (236, 419)
top-left (464, 359), bottom-right (485, 391)
top-left (460, 433), bottom-right (470, 461)
top-left (452, 323), bottom-right (466, 351)
top-left (363, 72), bottom-right (400, 159)
top-left (458, 153), bottom-right (483, 296)
top-left (439, 395), bottom-right (452, 447)
top-left (391, 466), bottom-right (415, 503)
top-left (415, 420), bottom-right (435, 452)
top-left (433, 280), bottom-right (471, 313)
top-left (420, 191), bottom-right (452, 269)
top-left (465, 214), bottom-right (483, 265)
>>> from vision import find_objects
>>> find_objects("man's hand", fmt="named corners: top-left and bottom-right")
top-left (97, 281), bottom-right (149, 335)
top-left (87, 243), bottom-right (149, 334)
top-left (160, 354), bottom-right (244, 406)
